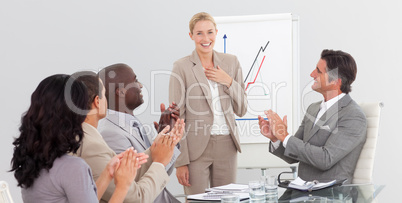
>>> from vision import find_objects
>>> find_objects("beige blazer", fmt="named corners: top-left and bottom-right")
top-left (98, 112), bottom-right (181, 203)
top-left (169, 50), bottom-right (247, 167)
top-left (76, 122), bottom-right (169, 203)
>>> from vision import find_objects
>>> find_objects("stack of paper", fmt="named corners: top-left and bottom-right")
top-left (187, 184), bottom-right (250, 201)
top-left (208, 183), bottom-right (249, 192)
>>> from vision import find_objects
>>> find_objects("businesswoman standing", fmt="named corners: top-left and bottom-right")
top-left (10, 74), bottom-right (138, 203)
top-left (169, 12), bottom-right (247, 194)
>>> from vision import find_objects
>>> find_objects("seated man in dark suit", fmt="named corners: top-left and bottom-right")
top-left (259, 49), bottom-right (367, 184)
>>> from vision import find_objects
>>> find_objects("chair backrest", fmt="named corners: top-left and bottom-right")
top-left (352, 102), bottom-right (383, 184)
top-left (0, 181), bottom-right (14, 203)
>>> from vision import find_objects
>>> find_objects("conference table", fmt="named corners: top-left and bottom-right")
top-left (186, 184), bottom-right (384, 203)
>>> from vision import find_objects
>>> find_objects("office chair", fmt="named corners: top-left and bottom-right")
top-left (352, 102), bottom-right (383, 203)
top-left (352, 102), bottom-right (383, 184)
top-left (0, 181), bottom-right (14, 203)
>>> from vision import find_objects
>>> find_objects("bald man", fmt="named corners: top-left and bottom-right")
top-left (98, 64), bottom-right (181, 203)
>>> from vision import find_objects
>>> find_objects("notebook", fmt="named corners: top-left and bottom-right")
top-left (282, 177), bottom-right (346, 192)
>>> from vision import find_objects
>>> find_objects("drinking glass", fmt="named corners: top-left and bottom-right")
top-left (262, 175), bottom-right (278, 202)
top-left (248, 180), bottom-right (265, 201)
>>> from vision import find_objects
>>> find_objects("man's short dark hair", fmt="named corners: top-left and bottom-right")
top-left (321, 49), bottom-right (357, 94)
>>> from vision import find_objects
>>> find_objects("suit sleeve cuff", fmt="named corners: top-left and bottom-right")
top-left (271, 140), bottom-right (281, 151)
top-left (282, 135), bottom-right (291, 148)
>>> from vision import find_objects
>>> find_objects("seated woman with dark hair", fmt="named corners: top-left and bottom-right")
top-left (10, 74), bottom-right (140, 203)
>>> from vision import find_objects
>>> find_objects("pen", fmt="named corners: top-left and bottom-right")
top-left (208, 191), bottom-right (233, 194)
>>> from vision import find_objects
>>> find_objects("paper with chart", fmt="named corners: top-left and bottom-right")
top-left (214, 14), bottom-right (294, 143)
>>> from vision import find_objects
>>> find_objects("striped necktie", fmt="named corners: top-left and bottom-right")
top-left (132, 121), bottom-right (152, 148)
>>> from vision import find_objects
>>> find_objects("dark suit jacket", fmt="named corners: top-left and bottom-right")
top-left (271, 94), bottom-right (367, 184)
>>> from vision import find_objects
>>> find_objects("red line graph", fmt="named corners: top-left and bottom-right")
top-left (245, 55), bottom-right (266, 90)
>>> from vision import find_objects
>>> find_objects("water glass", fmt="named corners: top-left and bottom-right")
top-left (248, 180), bottom-right (265, 201)
top-left (220, 194), bottom-right (240, 203)
top-left (262, 175), bottom-right (278, 202)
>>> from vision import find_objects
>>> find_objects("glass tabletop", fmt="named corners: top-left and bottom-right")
top-left (186, 184), bottom-right (384, 203)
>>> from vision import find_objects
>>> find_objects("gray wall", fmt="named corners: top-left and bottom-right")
top-left (1, 1), bottom-right (400, 202)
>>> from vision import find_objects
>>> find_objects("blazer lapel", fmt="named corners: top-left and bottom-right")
top-left (190, 50), bottom-right (213, 111)
top-left (213, 51), bottom-right (231, 113)
top-left (106, 112), bottom-right (147, 150)
top-left (307, 94), bottom-right (352, 141)
top-left (304, 102), bottom-right (321, 142)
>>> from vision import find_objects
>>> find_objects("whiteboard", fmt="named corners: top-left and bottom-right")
top-left (214, 13), bottom-right (299, 144)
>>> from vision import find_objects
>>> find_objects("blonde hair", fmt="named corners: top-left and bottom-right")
top-left (189, 12), bottom-right (217, 34)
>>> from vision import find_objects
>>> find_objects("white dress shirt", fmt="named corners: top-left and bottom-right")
top-left (206, 76), bottom-right (230, 135)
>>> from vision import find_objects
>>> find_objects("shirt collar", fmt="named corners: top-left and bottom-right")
top-left (321, 93), bottom-right (346, 111)
top-left (107, 109), bottom-right (139, 128)
top-left (82, 122), bottom-right (103, 139)
top-left (83, 122), bottom-right (98, 132)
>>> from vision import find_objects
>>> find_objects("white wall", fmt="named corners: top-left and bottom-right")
top-left (1, 1), bottom-right (400, 202)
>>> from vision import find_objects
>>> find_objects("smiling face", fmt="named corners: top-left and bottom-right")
top-left (124, 69), bottom-right (144, 111)
top-left (114, 67), bottom-right (144, 112)
top-left (310, 59), bottom-right (338, 94)
top-left (189, 20), bottom-right (217, 56)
